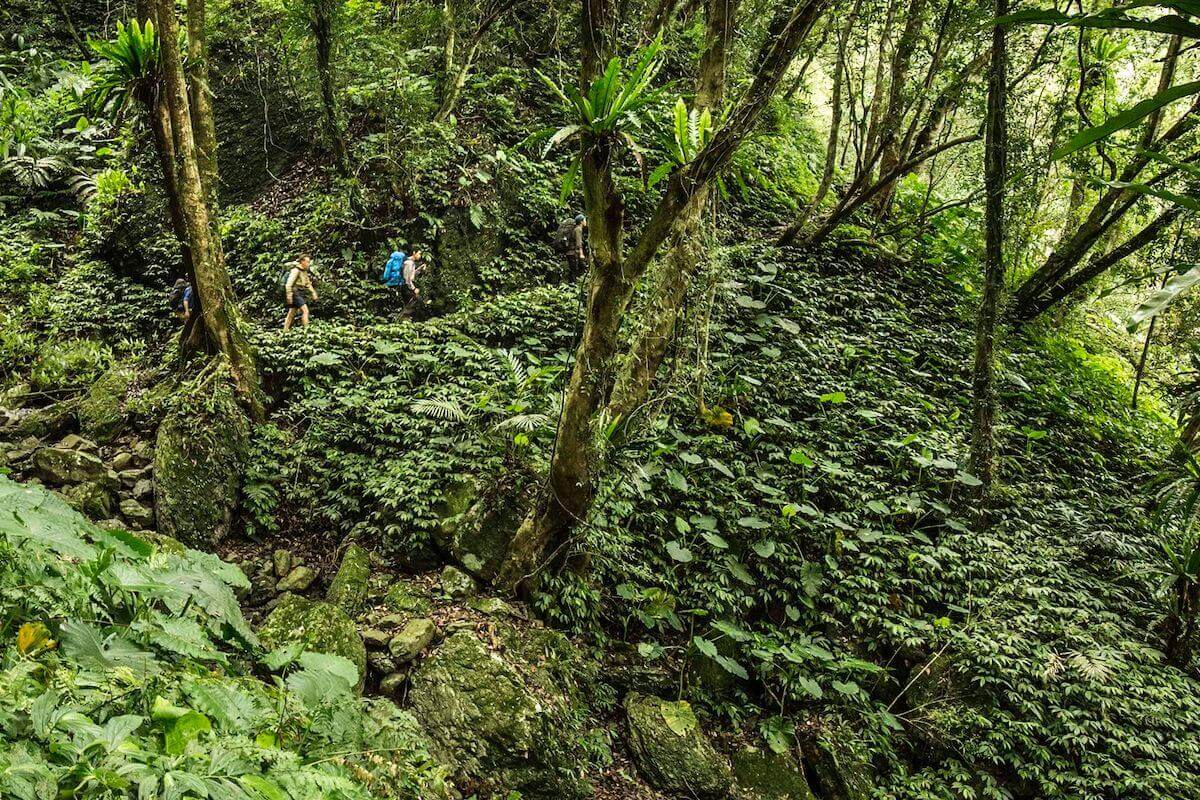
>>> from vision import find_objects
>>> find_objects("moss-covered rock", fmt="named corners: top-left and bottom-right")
top-left (327, 543), bottom-right (371, 613)
top-left (60, 481), bottom-right (115, 519)
top-left (437, 469), bottom-right (534, 582)
top-left (388, 618), bottom-right (437, 663)
top-left (732, 747), bottom-right (816, 800)
top-left (276, 565), bottom-right (317, 591)
top-left (384, 581), bottom-right (432, 615)
top-left (78, 363), bottom-right (137, 442)
top-left (259, 593), bottom-right (367, 686)
top-left (439, 565), bottom-right (476, 598)
top-left (32, 447), bottom-right (111, 486)
top-left (12, 397), bottom-right (79, 441)
top-left (409, 629), bottom-right (590, 799)
top-left (623, 692), bottom-right (732, 798)
top-left (802, 722), bottom-right (873, 800)
top-left (154, 373), bottom-right (248, 546)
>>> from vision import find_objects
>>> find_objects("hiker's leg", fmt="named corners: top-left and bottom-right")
top-left (300, 305), bottom-right (310, 326)
top-left (283, 307), bottom-right (295, 330)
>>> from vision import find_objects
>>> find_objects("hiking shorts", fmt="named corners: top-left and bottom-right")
top-left (289, 291), bottom-right (308, 309)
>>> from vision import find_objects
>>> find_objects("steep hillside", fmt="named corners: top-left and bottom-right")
top-left (5, 232), bottom-right (1198, 798)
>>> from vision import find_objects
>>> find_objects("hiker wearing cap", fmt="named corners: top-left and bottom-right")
top-left (283, 254), bottom-right (319, 330)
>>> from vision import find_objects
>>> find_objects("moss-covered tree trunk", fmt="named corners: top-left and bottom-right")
top-left (496, 0), bottom-right (831, 594)
top-left (153, 0), bottom-right (264, 418)
top-left (310, 0), bottom-right (349, 175)
top-left (607, 0), bottom-right (738, 424)
top-left (434, 0), bottom-right (505, 124)
top-left (186, 0), bottom-right (220, 207)
top-left (968, 0), bottom-right (1007, 527)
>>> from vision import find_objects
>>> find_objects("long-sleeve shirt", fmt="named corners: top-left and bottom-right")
top-left (403, 257), bottom-right (419, 290)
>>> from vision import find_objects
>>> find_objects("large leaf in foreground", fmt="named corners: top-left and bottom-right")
top-left (1127, 264), bottom-right (1200, 331)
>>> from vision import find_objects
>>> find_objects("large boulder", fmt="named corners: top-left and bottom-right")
top-left (327, 543), bottom-right (371, 613)
top-left (154, 375), bottom-right (248, 546)
top-left (32, 447), bottom-right (111, 486)
top-left (78, 363), bottom-right (137, 442)
top-left (409, 628), bottom-right (590, 799)
top-left (259, 593), bottom-right (367, 686)
top-left (623, 692), bottom-right (732, 798)
top-left (732, 747), bottom-right (816, 800)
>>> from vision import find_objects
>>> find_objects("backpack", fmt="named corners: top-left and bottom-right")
top-left (278, 264), bottom-right (296, 291)
top-left (168, 283), bottom-right (186, 309)
top-left (554, 220), bottom-right (576, 254)
top-left (381, 252), bottom-right (406, 286)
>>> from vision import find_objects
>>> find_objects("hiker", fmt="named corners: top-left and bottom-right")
top-left (169, 279), bottom-right (195, 322)
top-left (283, 254), bottom-right (319, 330)
top-left (555, 213), bottom-right (587, 276)
top-left (400, 250), bottom-right (424, 318)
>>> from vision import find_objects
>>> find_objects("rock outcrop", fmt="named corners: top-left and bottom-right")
top-left (154, 377), bottom-right (248, 546)
top-left (327, 543), bottom-right (371, 612)
top-left (409, 627), bottom-right (590, 799)
top-left (732, 747), bottom-right (816, 800)
top-left (623, 692), bottom-right (732, 798)
top-left (259, 593), bottom-right (367, 686)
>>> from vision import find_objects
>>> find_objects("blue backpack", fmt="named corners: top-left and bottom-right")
top-left (382, 251), bottom-right (406, 287)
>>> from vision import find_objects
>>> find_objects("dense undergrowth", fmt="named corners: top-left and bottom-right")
top-left (0, 477), bottom-right (448, 799)
top-left (4, 2), bottom-right (1200, 796)
top-left (230, 229), bottom-right (1200, 797)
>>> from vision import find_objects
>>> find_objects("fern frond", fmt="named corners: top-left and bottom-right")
top-left (411, 397), bottom-right (470, 422)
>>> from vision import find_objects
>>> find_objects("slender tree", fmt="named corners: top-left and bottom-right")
top-left (607, 0), bottom-right (740, 423)
top-left (968, 0), bottom-right (1008, 525)
top-left (151, 0), bottom-right (264, 417)
top-left (308, 0), bottom-right (349, 174)
top-left (434, 0), bottom-right (509, 123)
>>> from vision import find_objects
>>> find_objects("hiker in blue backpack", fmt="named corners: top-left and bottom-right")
top-left (169, 279), bottom-right (196, 323)
top-left (381, 248), bottom-right (424, 318)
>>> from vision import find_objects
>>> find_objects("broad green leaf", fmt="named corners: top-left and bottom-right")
top-left (659, 700), bottom-right (698, 736)
top-left (666, 540), bottom-right (693, 563)
top-left (1127, 264), bottom-right (1200, 331)
top-left (1053, 80), bottom-right (1200, 159)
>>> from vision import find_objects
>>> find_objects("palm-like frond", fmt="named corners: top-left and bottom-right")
top-left (410, 397), bottom-right (471, 422)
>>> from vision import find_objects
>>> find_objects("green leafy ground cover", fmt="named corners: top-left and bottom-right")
top-left (241, 236), bottom-right (1200, 797)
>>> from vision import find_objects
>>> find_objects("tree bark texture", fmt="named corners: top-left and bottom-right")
top-left (968, 0), bottom-right (1008, 527)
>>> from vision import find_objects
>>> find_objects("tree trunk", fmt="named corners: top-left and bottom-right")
top-left (154, 0), bottom-right (264, 419)
top-left (434, 3), bottom-right (504, 123)
top-left (310, 0), bottom-right (349, 174)
top-left (607, 0), bottom-right (737, 425)
top-left (186, 0), bottom-right (220, 206)
top-left (968, 0), bottom-right (1007, 528)
top-left (870, 0), bottom-right (929, 212)
top-left (496, 0), bottom-right (831, 593)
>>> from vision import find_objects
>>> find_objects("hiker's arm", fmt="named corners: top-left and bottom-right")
top-left (285, 269), bottom-right (298, 300)
top-left (574, 227), bottom-right (584, 256)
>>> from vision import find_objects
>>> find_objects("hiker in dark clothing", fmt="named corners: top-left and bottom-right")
top-left (169, 279), bottom-right (196, 323)
top-left (556, 214), bottom-right (587, 276)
